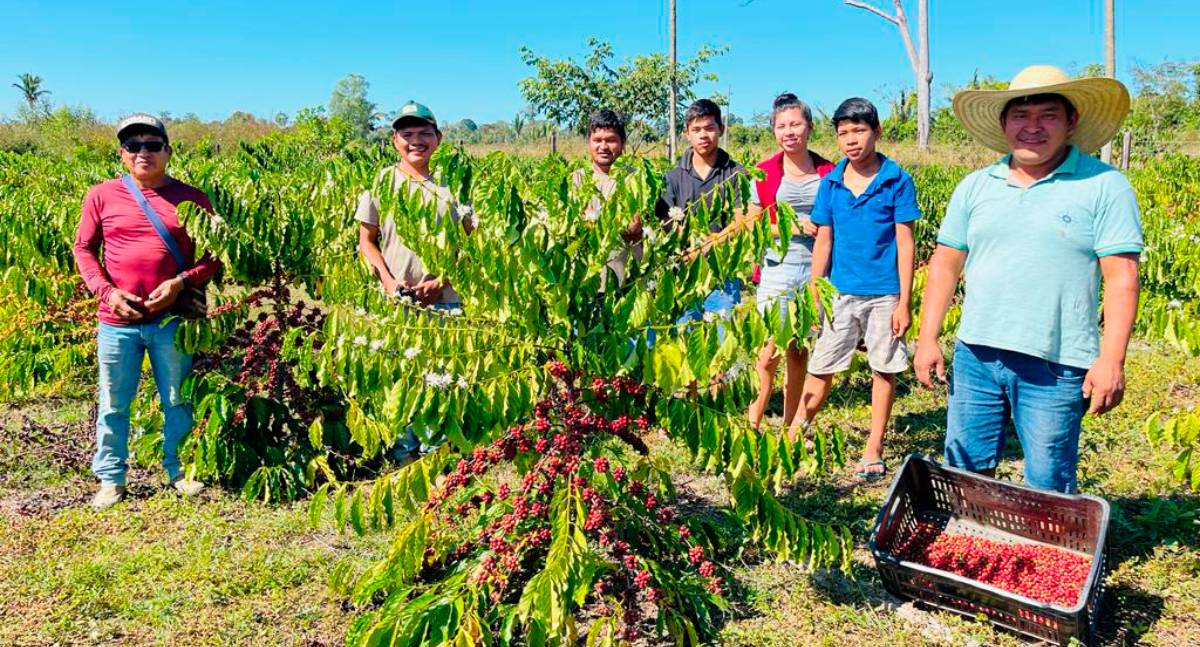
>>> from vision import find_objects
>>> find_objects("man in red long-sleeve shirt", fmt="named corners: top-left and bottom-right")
top-left (73, 114), bottom-right (222, 509)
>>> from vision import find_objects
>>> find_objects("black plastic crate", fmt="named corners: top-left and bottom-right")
top-left (868, 454), bottom-right (1109, 646)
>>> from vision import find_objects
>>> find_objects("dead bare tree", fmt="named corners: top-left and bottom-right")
top-left (844, 0), bottom-right (931, 150)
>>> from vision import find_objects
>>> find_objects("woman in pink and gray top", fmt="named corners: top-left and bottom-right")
top-left (73, 114), bottom-right (221, 510)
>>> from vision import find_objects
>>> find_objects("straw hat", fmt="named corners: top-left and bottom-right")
top-left (952, 65), bottom-right (1130, 154)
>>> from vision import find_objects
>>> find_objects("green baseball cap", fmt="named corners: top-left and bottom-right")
top-left (392, 101), bottom-right (438, 130)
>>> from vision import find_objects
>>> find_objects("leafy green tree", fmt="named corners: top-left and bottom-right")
top-left (11, 73), bottom-right (49, 108)
top-left (930, 70), bottom-right (1007, 145)
top-left (1127, 60), bottom-right (1200, 153)
top-left (881, 88), bottom-right (918, 141)
top-left (511, 112), bottom-right (526, 140)
top-left (519, 38), bottom-right (726, 138)
top-left (328, 73), bottom-right (378, 140)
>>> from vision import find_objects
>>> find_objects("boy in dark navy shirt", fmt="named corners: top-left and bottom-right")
top-left (788, 98), bottom-right (921, 483)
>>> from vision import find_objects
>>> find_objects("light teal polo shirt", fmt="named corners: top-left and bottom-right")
top-left (937, 146), bottom-right (1142, 368)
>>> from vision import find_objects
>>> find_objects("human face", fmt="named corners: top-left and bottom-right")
top-left (835, 120), bottom-right (879, 164)
top-left (119, 134), bottom-right (170, 181)
top-left (773, 107), bottom-right (811, 154)
top-left (392, 122), bottom-right (441, 170)
top-left (684, 115), bottom-right (721, 157)
top-left (1001, 100), bottom-right (1077, 169)
top-left (588, 128), bottom-right (624, 171)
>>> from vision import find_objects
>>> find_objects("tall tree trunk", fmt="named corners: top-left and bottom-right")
top-left (844, 1), bottom-right (932, 151)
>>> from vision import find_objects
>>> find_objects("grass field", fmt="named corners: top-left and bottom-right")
top-left (2, 340), bottom-right (1197, 646)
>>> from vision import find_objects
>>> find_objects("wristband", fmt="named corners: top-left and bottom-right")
top-left (177, 272), bottom-right (190, 289)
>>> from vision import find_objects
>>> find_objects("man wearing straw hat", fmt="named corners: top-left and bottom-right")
top-left (914, 65), bottom-right (1142, 493)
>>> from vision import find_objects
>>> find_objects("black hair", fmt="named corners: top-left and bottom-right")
top-left (587, 109), bottom-right (627, 142)
top-left (392, 115), bottom-right (441, 136)
top-left (684, 98), bottom-right (724, 130)
top-left (1000, 93), bottom-right (1078, 122)
top-left (771, 92), bottom-right (813, 127)
top-left (831, 97), bottom-right (880, 131)
top-left (119, 125), bottom-right (169, 146)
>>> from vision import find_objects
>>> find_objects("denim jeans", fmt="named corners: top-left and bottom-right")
top-left (944, 341), bottom-right (1088, 493)
top-left (756, 252), bottom-right (812, 324)
top-left (391, 302), bottom-right (460, 458)
top-left (94, 319), bottom-right (193, 486)
top-left (647, 278), bottom-right (743, 348)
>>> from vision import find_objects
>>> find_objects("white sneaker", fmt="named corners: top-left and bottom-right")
top-left (171, 476), bottom-right (205, 497)
top-left (91, 484), bottom-right (126, 510)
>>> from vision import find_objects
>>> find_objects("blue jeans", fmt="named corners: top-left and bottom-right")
top-left (647, 278), bottom-right (743, 348)
top-left (756, 253), bottom-right (811, 324)
top-left (944, 341), bottom-right (1088, 493)
top-left (392, 302), bottom-right (460, 458)
top-left (94, 319), bottom-right (193, 486)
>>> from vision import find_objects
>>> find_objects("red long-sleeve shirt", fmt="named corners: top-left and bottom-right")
top-left (73, 178), bottom-right (222, 325)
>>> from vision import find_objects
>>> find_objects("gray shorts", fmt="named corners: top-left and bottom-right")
top-left (808, 294), bottom-right (908, 375)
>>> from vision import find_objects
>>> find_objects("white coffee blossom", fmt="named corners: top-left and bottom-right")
top-left (424, 371), bottom-right (454, 389)
top-left (456, 376), bottom-right (469, 389)
top-left (355, 307), bottom-right (367, 316)
top-left (1168, 299), bottom-right (1183, 310)
top-left (668, 206), bottom-right (686, 223)
top-left (646, 279), bottom-right (657, 292)
top-left (726, 360), bottom-right (747, 380)
top-left (449, 307), bottom-right (464, 316)
top-left (370, 339), bottom-right (386, 351)
top-left (404, 347), bottom-right (420, 360)
top-left (643, 226), bottom-right (660, 245)
top-left (211, 213), bottom-right (225, 226)
top-left (352, 335), bottom-right (368, 347)
top-left (582, 208), bottom-right (599, 223)
top-left (702, 311), bottom-right (717, 323)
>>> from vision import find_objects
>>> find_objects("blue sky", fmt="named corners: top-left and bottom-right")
top-left (1, 0), bottom-right (1196, 125)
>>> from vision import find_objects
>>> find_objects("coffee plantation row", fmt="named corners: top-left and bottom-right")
top-left (2, 135), bottom-right (1198, 644)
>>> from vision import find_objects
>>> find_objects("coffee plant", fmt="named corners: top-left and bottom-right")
top-left (6, 135), bottom-right (1198, 642)
top-left (1135, 156), bottom-right (1200, 489)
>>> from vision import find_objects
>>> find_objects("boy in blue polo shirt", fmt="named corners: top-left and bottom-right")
top-left (787, 98), bottom-right (921, 482)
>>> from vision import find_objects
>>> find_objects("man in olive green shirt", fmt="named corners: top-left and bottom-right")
top-left (357, 100), bottom-right (469, 307)
top-left (571, 109), bottom-right (642, 288)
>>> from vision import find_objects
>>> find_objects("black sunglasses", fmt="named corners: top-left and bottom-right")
top-left (121, 140), bottom-right (166, 153)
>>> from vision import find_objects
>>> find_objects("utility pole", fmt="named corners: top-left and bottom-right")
top-left (668, 0), bottom-right (678, 160)
top-left (917, 0), bottom-right (930, 150)
top-left (1100, 0), bottom-right (1115, 163)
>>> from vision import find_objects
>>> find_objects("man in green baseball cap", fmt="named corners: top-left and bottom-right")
top-left (356, 100), bottom-right (472, 463)
top-left (358, 100), bottom-right (466, 306)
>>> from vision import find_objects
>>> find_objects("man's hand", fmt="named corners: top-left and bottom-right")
top-left (106, 288), bottom-right (146, 321)
top-left (412, 278), bottom-right (444, 306)
top-left (913, 338), bottom-right (947, 389)
top-left (145, 277), bottom-right (185, 313)
top-left (799, 218), bottom-right (818, 237)
top-left (622, 214), bottom-right (644, 243)
top-left (807, 281), bottom-right (825, 333)
top-left (682, 234), bottom-right (717, 263)
top-left (891, 301), bottom-right (911, 339)
top-left (381, 276), bottom-right (400, 297)
top-left (1083, 356), bottom-right (1126, 415)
